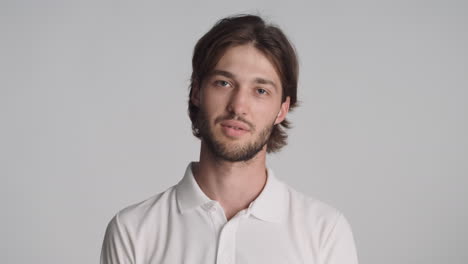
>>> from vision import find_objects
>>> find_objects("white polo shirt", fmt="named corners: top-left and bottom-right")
top-left (101, 162), bottom-right (359, 264)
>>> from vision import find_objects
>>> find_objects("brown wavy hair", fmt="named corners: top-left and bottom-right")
top-left (188, 14), bottom-right (299, 153)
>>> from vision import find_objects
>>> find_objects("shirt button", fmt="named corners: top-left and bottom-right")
top-left (207, 203), bottom-right (217, 212)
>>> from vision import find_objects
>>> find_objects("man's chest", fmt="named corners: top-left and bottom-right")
top-left (134, 210), bottom-right (320, 264)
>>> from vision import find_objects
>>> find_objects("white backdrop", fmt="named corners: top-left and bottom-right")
top-left (1, 0), bottom-right (467, 263)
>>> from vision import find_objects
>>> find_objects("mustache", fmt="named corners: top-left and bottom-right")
top-left (214, 114), bottom-right (255, 131)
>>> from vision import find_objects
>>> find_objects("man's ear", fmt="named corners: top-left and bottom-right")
top-left (274, 96), bottom-right (290, 125)
top-left (191, 80), bottom-right (201, 107)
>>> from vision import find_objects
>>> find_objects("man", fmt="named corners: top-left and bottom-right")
top-left (101, 14), bottom-right (359, 264)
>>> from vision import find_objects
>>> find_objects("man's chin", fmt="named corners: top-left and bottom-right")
top-left (212, 140), bottom-right (265, 162)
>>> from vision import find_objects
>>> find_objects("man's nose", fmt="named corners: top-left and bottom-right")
top-left (226, 87), bottom-right (249, 116)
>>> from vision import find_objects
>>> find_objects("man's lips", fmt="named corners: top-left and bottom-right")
top-left (220, 120), bottom-right (251, 131)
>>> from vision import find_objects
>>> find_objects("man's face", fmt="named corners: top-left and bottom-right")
top-left (192, 44), bottom-right (290, 162)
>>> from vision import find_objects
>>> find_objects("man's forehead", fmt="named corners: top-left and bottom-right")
top-left (208, 45), bottom-right (280, 80)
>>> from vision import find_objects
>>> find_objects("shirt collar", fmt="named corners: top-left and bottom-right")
top-left (248, 166), bottom-right (288, 223)
top-left (175, 162), bottom-right (289, 223)
top-left (175, 163), bottom-right (212, 214)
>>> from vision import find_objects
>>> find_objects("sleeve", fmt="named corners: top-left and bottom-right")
top-left (320, 213), bottom-right (359, 264)
top-left (100, 214), bottom-right (135, 264)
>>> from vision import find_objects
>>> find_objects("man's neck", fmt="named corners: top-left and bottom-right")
top-left (193, 141), bottom-right (268, 220)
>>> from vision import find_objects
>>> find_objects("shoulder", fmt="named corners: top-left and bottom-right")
top-left (281, 182), bottom-right (352, 239)
top-left (101, 186), bottom-right (177, 263)
top-left (108, 185), bottom-right (177, 233)
top-left (281, 182), bottom-right (358, 262)
top-left (283, 182), bottom-right (342, 222)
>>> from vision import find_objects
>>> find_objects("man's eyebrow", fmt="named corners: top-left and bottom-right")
top-left (210, 69), bottom-right (236, 79)
top-left (254, 77), bottom-right (278, 92)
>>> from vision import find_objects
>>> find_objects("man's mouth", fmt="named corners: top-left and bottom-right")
top-left (220, 120), bottom-right (251, 131)
top-left (222, 125), bottom-right (244, 130)
top-left (219, 120), bottom-right (251, 137)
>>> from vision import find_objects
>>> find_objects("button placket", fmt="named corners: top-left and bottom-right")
top-left (216, 214), bottom-right (242, 264)
top-left (207, 201), bottom-right (226, 236)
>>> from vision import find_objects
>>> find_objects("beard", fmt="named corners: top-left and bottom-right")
top-left (196, 107), bottom-right (275, 162)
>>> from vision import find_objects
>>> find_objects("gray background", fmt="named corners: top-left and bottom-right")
top-left (1, 0), bottom-right (467, 263)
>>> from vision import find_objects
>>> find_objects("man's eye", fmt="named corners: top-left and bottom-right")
top-left (257, 88), bottom-right (268, 95)
top-left (215, 80), bottom-right (230, 87)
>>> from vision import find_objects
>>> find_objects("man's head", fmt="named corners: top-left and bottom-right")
top-left (188, 14), bottom-right (299, 160)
